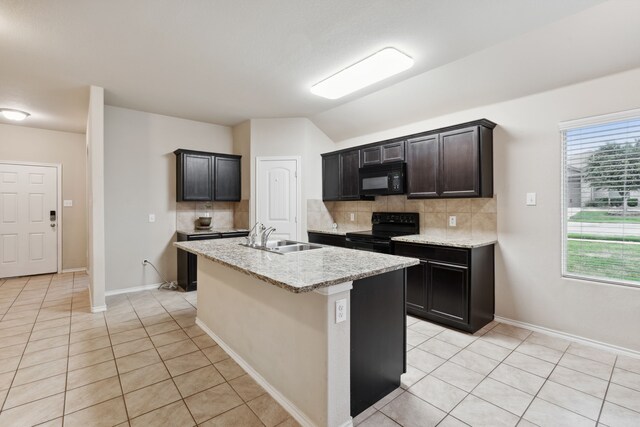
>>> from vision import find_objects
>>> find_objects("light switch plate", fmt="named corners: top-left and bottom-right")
top-left (63, 200), bottom-right (73, 207)
top-left (148, 214), bottom-right (156, 223)
top-left (526, 192), bottom-right (537, 206)
top-left (350, 213), bottom-right (355, 221)
top-left (336, 299), bottom-right (347, 323)
top-left (449, 215), bottom-right (457, 227)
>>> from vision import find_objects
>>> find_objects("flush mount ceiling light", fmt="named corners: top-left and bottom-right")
top-left (0, 108), bottom-right (30, 121)
top-left (310, 47), bottom-right (414, 100)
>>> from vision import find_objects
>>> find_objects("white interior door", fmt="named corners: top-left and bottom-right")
top-left (0, 163), bottom-right (58, 278)
top-left (256, 158), bottom-right (299, 241)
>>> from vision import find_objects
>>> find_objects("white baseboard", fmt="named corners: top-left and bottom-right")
top-left (91, 304), bottom-right (107, 313)
top-left (61, 267), bottom-right (87, 274)
top-left (105, 283), bottom-right (162, 297)
top-left (196, 318), bottom-right (350, 427)
top-left (494, 315), bottom-right (640, 358)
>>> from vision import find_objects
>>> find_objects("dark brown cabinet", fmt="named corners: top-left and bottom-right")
top-left (322, 149), bottom-right (371, 201)
top-left (406, 120), bottom-right (495, 199)
top-left (174, 149), bottom-right (241, 202)
top-left (308, 231), bottom-right (346, 247)
top-left (340, 150), bottom-right (361, 200)
top-left (177, 152), bottom-right (212, 201)
top-left (394, 242), bottom-right (494, 333)
top-left (321, 119), bottom-right (495, 201)
top-left (177, 231), bottom-right (249, 291)
top-left (322, 154), bottom-right (341, 201)
top-left (440, 127), bottom-right (479, 197)
top-left (406, 134), bottom-right (439, 198)
top-left (406, 259), bottom-right (427, 312)
top-left (214, 156), bottom-right (241, 201)
top-left (426, 260), bottom-right (469, 325)
top-left (361, 140), bottom-right (405, 166)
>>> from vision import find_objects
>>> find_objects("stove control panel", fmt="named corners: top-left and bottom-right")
top-left (371, 212), bottom-right (419, 225)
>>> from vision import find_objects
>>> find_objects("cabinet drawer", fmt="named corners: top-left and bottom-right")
top-left (393, 242), bottom-right (468, 266)
top-left (308, 232), bottom-right (346, 248)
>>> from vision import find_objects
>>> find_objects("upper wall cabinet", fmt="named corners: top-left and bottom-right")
top-left (360, 140), bottom-right (405, 166)
top-left (406, 120), bottom-right (495, 198)
top-left (321, 119), bottom-right (495, 201)
top-left (340, 150), bottom-right (361, 200)
top-left (174, 149), bottom-right (241, 202)
top-left (322, 149), bottom-right (372, 201)
top-left (214, 155), bottom-right (241, 201)
top-left (322, 154), bottom-right (341, 201)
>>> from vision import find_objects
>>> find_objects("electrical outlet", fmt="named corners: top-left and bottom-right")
top-left (142, 259), bottom-right (149, 266)
top-left (350, 213), bottom-right (355, 221)
top-left (148, 214), bottom-right (155, 223)
top-left (336, 299), bottom-right (347, 323)
top-left (63, 200), bottom-right (73, 207)
top-left (526, 192), bottom-right (537, 206)
top-left (449, 215), bottom-right (457, 227)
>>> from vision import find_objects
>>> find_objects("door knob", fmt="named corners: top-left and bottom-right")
top-left (50, 223), bottom-right (56, 228)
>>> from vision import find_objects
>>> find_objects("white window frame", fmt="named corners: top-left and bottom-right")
top-left (560, 107), bottom-right (640, 288)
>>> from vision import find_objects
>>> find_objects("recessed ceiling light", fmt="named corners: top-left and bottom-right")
top-left (0, 108), bottom-right (30, 121)
top-left (311, 47), bottom-right (414, 100)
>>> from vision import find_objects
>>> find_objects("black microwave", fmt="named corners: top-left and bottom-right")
top-left (359, 162), bottom-right (406, 196)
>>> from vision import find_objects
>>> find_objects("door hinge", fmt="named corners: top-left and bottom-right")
top-left (294, 170), bottom-right (297, 178)
top-left (295, 216), bottom-right (298, 223)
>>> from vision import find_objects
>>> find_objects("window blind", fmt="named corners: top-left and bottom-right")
top-left (562, 116), bottom-right (640, 286)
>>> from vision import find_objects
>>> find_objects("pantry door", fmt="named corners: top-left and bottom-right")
top-left (0, 163), bottom-right (60, 278)
top-left (255, 157), bottom-right (300, 241)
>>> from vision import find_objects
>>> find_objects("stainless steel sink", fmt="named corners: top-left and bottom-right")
top-left (269, 243), bottom-right (323, 254)
top-left (265, 240), bottom-right (299, 248)
top-left (240, 240), bottom-right (324, 255)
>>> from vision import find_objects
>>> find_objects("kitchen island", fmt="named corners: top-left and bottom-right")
top-left (174, 238), bottom-right (418, 427)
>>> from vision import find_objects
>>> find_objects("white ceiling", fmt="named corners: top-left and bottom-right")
top-left (0, 0), bottom-right (612, 135)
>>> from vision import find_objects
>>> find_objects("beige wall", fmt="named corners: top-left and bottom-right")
top-left (104, 106), bottom-right (233, 292)
top-left (0, 123), bottom-right (87, 271)
top-left (333, 67), bottom-right (640, 352)
top-left (87, 85), bottom-right (106, 310)
top-left (245, 118), bottom-right (335, 239)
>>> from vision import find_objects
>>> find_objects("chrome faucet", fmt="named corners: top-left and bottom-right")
top-left (246, 222), bottom-right (265, 246)
top-left (260, 227), bottom-right (276, 247)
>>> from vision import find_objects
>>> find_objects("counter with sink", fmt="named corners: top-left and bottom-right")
top-left (173, 237), bottom-right (419, 426)
top-left (175, 237), bottom-right (416, 293)
top-left (176, 229), bottom-right (250, 292)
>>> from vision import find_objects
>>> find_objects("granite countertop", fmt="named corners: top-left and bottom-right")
top-left (306, 228), bottom-right (348, 236)
top-left (391, 234), bottom-right (497, 248)
top-left (174, 238), bottom-right (419, 293)
top-left (177, 228), bottom-right (249, 236)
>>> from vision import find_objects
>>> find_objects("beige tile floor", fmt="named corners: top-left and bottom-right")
top-left (355, 316), bottom-right (640, 427)
top-left (1, 273), bottom-right (640, 427)
top-left (0, 273), bottom-right (298, 427)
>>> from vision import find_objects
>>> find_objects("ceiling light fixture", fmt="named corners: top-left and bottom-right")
top-left (1, 108), bottom-right (30, 121)
top-left (310, 47), bottom-right (414, 100)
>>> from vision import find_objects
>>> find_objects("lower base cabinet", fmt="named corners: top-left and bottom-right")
top-left (307, 231), bottom-right (346, 247)
top-left (177, 231), bottom-right (249, 291)
top-left (394, 242), bottom-right (494, 333)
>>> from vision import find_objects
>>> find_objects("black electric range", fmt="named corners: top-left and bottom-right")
top-left (345, 212), bottom-right (419, 254)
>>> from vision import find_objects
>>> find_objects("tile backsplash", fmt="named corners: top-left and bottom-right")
top-left (176, 199), bottom-right (249, 231)
top-left (307, 195), bottom-right (497, 240)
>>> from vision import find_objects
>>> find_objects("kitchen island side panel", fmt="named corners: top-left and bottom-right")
top-left (196, 258), bottom-right (351, 427)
